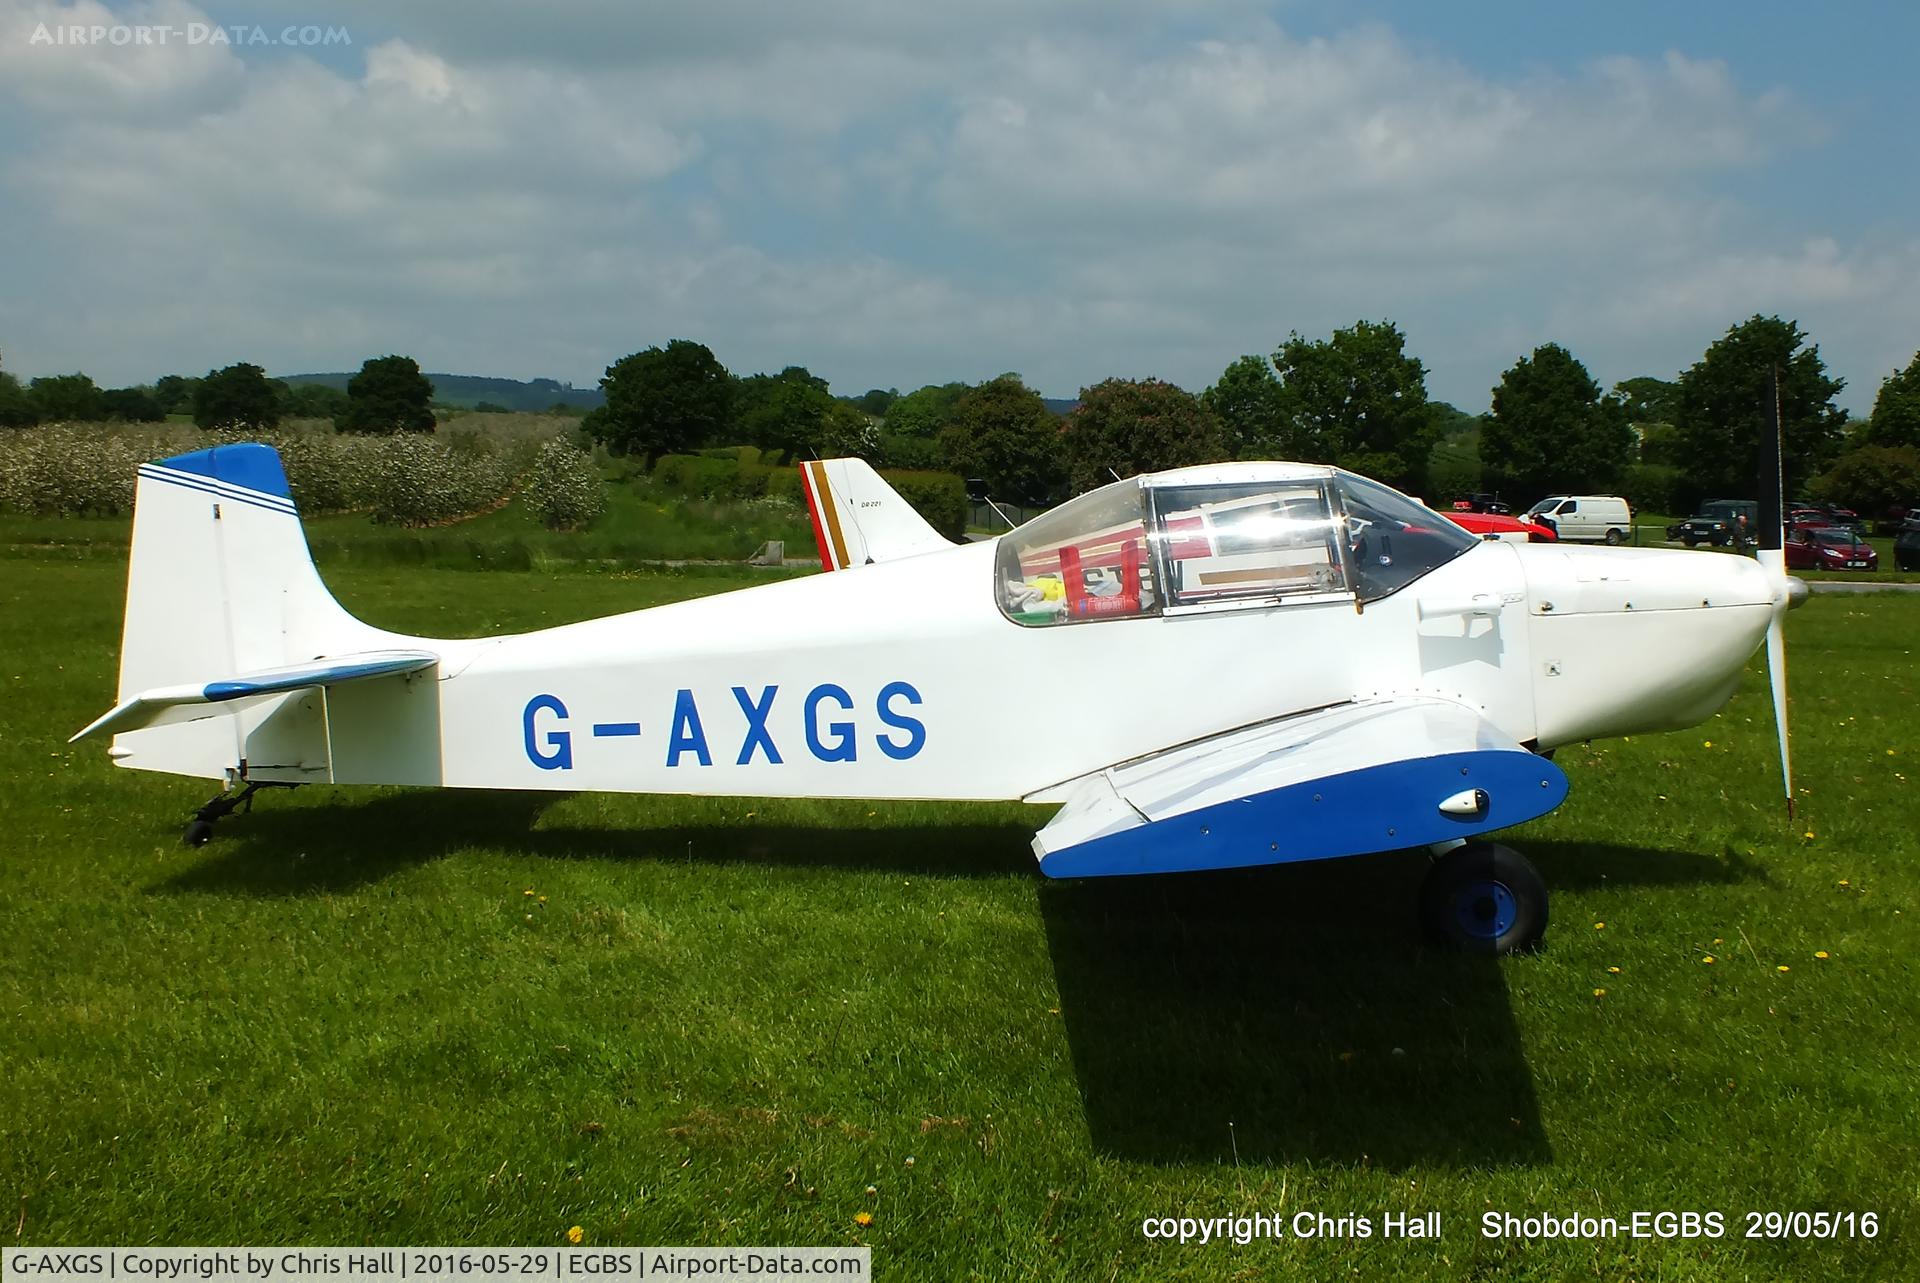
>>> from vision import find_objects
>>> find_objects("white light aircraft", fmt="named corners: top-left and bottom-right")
top-left (74, 417), bottom-right (1805, 953)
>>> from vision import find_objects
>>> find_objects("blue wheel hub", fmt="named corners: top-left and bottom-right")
top-left (1454, 879), bottom-right (1517, 940)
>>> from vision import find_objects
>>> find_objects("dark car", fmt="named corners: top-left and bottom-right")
top-left (1450, 492), bottom-right (1512, 515)
top-left (1896, 517), bottom-right (1920, 572)
top-left (1668, 499), bottom-right (1758, 547)
top-left (1786, 526), bottom-right (1878, 572)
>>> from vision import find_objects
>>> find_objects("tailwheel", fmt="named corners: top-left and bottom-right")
top-left (180, 780), bottom-right (295, 847)
top-left (1420, 840), bottom-right (1548, 955)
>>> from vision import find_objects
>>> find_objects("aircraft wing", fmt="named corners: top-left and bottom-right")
top-left (1032, 697), bottom-right (1568, 878)
top-left (70, 649), bottom-right (439, 742)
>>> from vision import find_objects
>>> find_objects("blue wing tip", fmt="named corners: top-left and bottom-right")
top-left (154, 442), bottom-right (291, 502)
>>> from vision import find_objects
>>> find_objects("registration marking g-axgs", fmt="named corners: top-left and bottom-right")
top-left (521, 681), bottom-right (926, 771)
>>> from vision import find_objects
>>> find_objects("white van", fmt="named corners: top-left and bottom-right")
top-left (1525, 495), bottom-right (1634, 545)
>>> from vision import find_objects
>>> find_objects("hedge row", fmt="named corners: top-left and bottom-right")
top-left (649, 452), bottom-right (967, 539)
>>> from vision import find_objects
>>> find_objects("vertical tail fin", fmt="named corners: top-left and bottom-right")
top-left (798, 458), bottom-right (955, 570)
top-left (112, 443), bottom-right (377, 777)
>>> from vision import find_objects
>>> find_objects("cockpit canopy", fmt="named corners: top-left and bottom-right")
top-left (997, 466), bottom-right (1477, 626)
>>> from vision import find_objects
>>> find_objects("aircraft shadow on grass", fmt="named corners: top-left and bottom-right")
top-left (1040, 838), bottom-right (1764, 1170)
top-left (151, 790), bottom-right (1761, 1170)
top-left (148, 789), bottom-right (1037, 896)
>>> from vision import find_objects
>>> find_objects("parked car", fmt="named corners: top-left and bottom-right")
top-left (1667, 499), bottom-right (1757, 548)
top-left (1524, 494), bottom-right (1634, 544)
top-left (1450, 493), bottom-right (1513, 515)
top-left (1786, 526), bottom-right (1878, 572)
top-left (1895, 517), bottom-right (1920, 572)
top-left (1447, 511), bottom-right (1557, 543)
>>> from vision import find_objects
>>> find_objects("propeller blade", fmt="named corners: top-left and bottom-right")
top-left (1763, 602), bottom-right (1793, 819)
top-left (1757, 367), bottom-right (1793, 817)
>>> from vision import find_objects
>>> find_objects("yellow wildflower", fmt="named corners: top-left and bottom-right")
top-left (854, 1211), bottom-right (874, 1228)
top-left (567, 1227), bottom-right (583, 1245)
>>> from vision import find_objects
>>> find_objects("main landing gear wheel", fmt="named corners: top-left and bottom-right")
top-left (1420, 841), bottom-right (1548, 955)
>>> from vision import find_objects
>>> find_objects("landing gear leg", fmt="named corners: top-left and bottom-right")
top-left (1419, 840), bottom-right (1549, 954)
top-left (183, 781), bottom-right (295, 847)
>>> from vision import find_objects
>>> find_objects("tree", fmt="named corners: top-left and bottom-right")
top-left (1674, 316), bottom-right (1846, 498)
top-left (939, 375), bottom-right (1065, 506)
top-left (338, 355), bottom-right (435, 434)
top-left (28, 372), bottom-right (106, 422)
top-left (1272, 320), bottom-right (1438, 493)
top-left (152, 374), bottom-right (198, 416)
top-left (585, 340), bottom-right (731, 464)
top-left (1203, 355), bottom-right (1289, 458)
top-left (1866, 352), bottom-right (1920, 450)
top-left (737, 368), bottom-right (841, 460)
top-left (854, 387), bottom-right (899, 418)
top-left (820, 400), bottom-right (878, 459)
top-left (1613, 376), bottom-right (1680, 425)
top-left (286, 383), bottom-right (350, 420)
top-left (0, 369), bottom-right (36, 428)
top-left (884, 382), bottom-right (970, 438)
top-left (1481, 343), bottom-right (1635, 501)
top-left (1061, 377), bottom-right (1226, 492)
top-left (102, 387), bottom-right (166, 421)
top-left (1812, 445), bottom-right (1920, 519)
top-left (194, 363), bottom-right (282, 430)
top-left (1426, 426), bottom-right (1483, 499)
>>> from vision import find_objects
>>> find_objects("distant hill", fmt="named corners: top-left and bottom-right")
top-left (1042, 397), bottom-right (1078, 416)
top-left (279, 372), bottom-right (602, 412)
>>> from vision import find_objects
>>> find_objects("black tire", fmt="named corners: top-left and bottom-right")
top-left (1681, 533), bottom-right (1697, 547)
top-left (1419, 841), bottom-right (1548, 955)
top-left (183, 819), bottom-right (215, 847)
top-left (1604, 528), bottom-right (1624, 546)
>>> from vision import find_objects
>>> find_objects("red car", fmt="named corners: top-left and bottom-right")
top-left (1446, 511), bottom-right (1557, 543)
top-left (1786, 526), bottom-right (1878, 572)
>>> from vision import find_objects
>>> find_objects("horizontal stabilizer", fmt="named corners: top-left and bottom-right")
top-left (71, 649), bottom-right (438, 742)
top-left (1033, 698), bottom-right (1568, 878)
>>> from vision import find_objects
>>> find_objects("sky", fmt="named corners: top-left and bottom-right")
top-left (1, 1), bottom-right (1916, 414)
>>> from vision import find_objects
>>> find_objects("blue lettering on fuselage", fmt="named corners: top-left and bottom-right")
top-left (522, 694), bottom-right (572, 770)
top-left (804, 683), bottom-right (858, 762)
top-left (667, 688), bottom-right (712, 767)
top-left (520, 683), bottom-right (927, 772)
top-left (874, 681), bottom-right (926, 760)
top-left (733, 685), bottom-right (782, 765)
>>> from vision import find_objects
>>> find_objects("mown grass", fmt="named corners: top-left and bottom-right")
top-left (1, 551), bottom-right (1916, 1279)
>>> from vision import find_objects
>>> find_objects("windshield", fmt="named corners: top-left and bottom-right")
top-left (1334, 473), bottom-right (1478, 602)
top-left (1526, 499), bottom-right (1559, 516)
top-left (1811, 528), bottom-right (1856, 547)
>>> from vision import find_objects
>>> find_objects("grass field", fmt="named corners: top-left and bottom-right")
top-left (2, 535), bottom-right (1917, 1279)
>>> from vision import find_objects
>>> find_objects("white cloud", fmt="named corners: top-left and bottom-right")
top-left (0, 0), bottom-right (244, 115)
top-left (0, 2), bottom-right (1909, 413)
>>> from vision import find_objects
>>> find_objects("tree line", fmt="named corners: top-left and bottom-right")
top-left (0, 354), bottom-right (439, 434)
top-left (579, 318), bottom-right (1920, 515)
top-left (8, 314), bottom-right (1920, 516)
